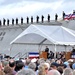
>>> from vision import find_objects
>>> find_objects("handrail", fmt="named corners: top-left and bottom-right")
top-left (20, 52), bottom-right (28, 58)
top-left (13, 52), bottom-right (22, 59)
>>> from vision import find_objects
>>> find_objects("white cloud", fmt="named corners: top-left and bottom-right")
top-left (0, 0), bottom-right (5, 4)
top-left (0, 0), bottom-right (75, 20)
top-left (0, 1), bottom-right (63, 18)
top-left (0, 1), bottom-right (49, 14)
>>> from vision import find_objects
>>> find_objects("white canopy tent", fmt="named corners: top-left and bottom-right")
top-left (10, 24), bottom-right (75, 46)
top-left (10, 25), bottom-right (75, 57)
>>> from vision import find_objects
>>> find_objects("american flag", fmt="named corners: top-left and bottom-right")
top-left (64, 14), bottom-right (75, 20)
top-left (71, 13), bottom-right (75, 18)
top-left (29, 52), bottom-right (39, 59)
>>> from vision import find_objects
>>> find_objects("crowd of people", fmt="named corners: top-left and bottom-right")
top-left (0, 46), bottom-right (75, 75)
top-left (0, 53), bottom-right (75, 75)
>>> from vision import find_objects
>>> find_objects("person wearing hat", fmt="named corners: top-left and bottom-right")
top-left (72, 63), bottom-right (75, 69)
top-left (50, 62), bottom-right (59, 70)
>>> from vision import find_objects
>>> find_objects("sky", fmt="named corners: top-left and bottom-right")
top-left (0, 0), bottom-right (75, 23)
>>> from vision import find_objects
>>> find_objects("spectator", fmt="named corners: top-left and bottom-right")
top-left (73, 70), bottom-right (75, 75)
top-left (4, 65), bottom-right (14, 75)
top-left (0, 61), bottom-right (5, 75)
top-left (24, 58), bottom-right (31, 69)
top-left (38, 63), bottom-right (48, 75)
top-left (63, 68), bottom-right (73, 75)
top-left (0, 54), bottom-right (3, 60)
top-left (72, 63), bottom-right (75, 69)
top-left (2, 60), bottom-right (9, 68)
top-left (9, 59), bottom-right (16, 75)
top-left (16, 68), bottom-right (36, 75)
top-left (28, 62), bottom-right (36, 71)
top-left (47, 70), bottom-right (60, 75)
top-left (50, 62), bottom-right (59, 70)
top-left (0, 70), bottom-right (5, 75)
top-left (15, 61), bottom-right (24, 72)
top-left (57, 67), bottom-right (63, 74)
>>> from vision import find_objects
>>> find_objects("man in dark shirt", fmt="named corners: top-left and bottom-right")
top-left (45, 46), bottom-right (49, 52)
top-left (45, 46), bottom-right (49, 59)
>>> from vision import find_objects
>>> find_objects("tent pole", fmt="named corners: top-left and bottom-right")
top-left (38, 45), bottom-right (43, 58)
top-left (38, 45), bottom-right (42, 52)
top-left (65, 45), bottom-right (67, 55)
top-left (9, 44), bottom-right (13, 56)
top-left (38, 45), bottom-right (41, 53)
top-left (64, 45), bottom-right (67, 53)
top-left (54, 44), bottom-right (56, 59)
top-left (64, 45), bottom-right (67, 60)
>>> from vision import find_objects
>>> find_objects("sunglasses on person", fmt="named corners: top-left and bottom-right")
top-left (45, 68), bottom-right (48, 70)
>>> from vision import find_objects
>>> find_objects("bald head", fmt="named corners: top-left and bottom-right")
top-left (48, 70), bottom-right (60, 75)
top-left (63, 68), bottom-right (73, 75)
top-left (73, 70), bottom-right (75, 75)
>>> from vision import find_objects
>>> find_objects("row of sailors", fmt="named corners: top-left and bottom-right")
top-left (0, 14), bottom-right (57, 26)
top-left (0, 10), bottom-right (75, 26)
top-left (5, 11), bottom-right (73, 26)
